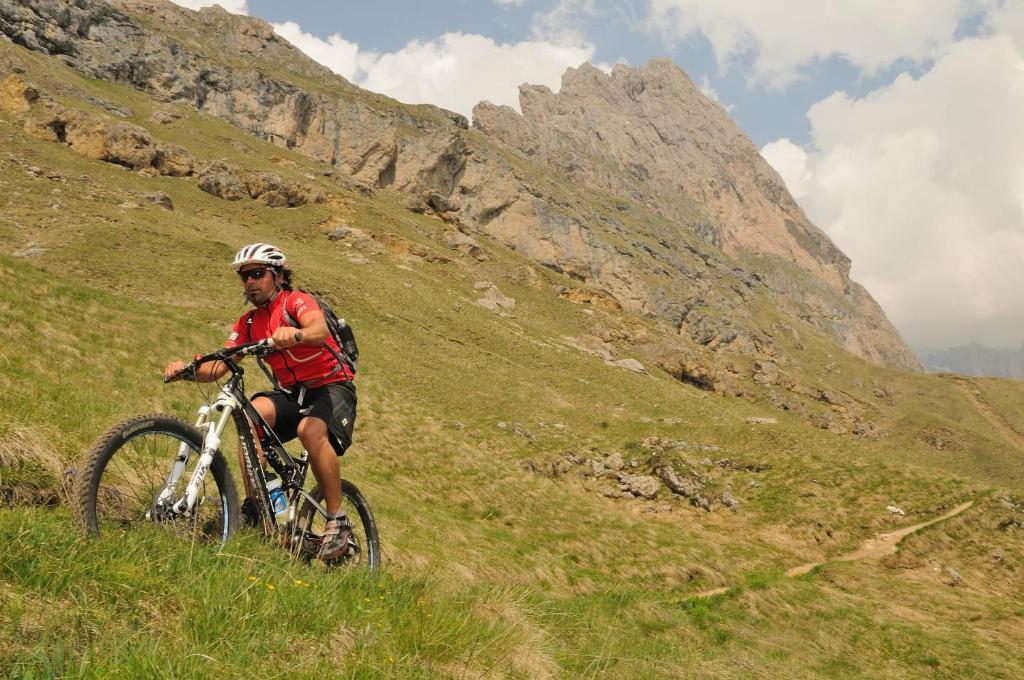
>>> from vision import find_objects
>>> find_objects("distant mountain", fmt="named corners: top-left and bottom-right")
top-left (920, 343), bottom-right (1024, 378)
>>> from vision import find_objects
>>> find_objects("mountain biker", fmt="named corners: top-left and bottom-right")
top-left (163, 243), bottom-right (357, 562)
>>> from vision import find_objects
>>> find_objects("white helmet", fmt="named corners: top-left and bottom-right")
top-left (232, 243), bottom-right (288, 271)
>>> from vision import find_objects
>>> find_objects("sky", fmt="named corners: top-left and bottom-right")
top-left (171, 0), bottom-right (1024, 353)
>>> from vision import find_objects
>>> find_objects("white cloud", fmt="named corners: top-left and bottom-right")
top-left (169, 0), bottom-right (248, 14)
top-left (271, 24), bottom-right (596, 119)
top-left (646, 0), bottom-right (994, 87)
top-left (271, 22), bottom-right (373, 81)
top-left (762, 34), bottom-right (1024, 350)
top-left (760, 138), bottom-right (810, 197)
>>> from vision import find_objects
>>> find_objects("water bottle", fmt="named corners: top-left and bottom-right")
top-left (265, 473), bottom-right (288, 521)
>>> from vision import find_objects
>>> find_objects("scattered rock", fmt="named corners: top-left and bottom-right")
top-left (714, 458), bottom-right (770, 472)
top-left (640, 436), bottom-right (678, 451)
top-left (0, 75), bottom-right (38, 113)
top-left (327, 226), bottom-right (358, 240)
top-left (605, 452), bottom-right (625, 471)
top-left (745, 416), bottom-right (778, 425)
top-left (143, 191), bottom-right (173, 210)
top-left (721, 488), bottom-right (739, 511)
top-left (510, 423), bottom-right (535, 441)
top-left (520, 458), bottom-right (573, 478)
top-left (425, 191), bottom-right (460, 213)
top-left (606, 358), bottom-right (646, 373)
top-left (944, 566), bottom-right (962, 586)
top-left (476, 285), bottom-right (516, 312)
top-left (118, 201), bottom-right (139, 209)
top-left (149, 107), bottom-right (182, 125)
top-left (196, 164), bottom-right (245, 199)
top-left (197, 162), bottom-right (322, 206)
top-left (13, 242), bottom-right (47, 258)
top-left (559, 287), bottom-right (622, 310)
top-left (153, 143), bottom-right (195, 177)
top-left (752, 360), bottom-right (778, 385)
top-left (403, 196), bottom-right (429, 213)
top-left (620, 474), bottom-right (660, 500)
top-left (656, 464), bottom-right (710, 511)
top-left (887, 505), bottom-right (906, 517)
top-left (443, 230), bottom-right (487, 260)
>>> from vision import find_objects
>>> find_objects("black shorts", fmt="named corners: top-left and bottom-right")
top-left (256, 381), bottom-right (357, 455)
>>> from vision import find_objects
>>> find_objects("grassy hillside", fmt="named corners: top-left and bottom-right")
top-left (2, 41), bottom-right (1024, 678)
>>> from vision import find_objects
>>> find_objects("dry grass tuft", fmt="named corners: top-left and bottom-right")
top-left (0, 423), bottom-right (71, 506)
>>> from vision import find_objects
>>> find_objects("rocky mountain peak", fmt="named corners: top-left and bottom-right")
top-left (474, 58), bottom-right (919, 369)
top-left (476, 59), bottom-right (853, 285)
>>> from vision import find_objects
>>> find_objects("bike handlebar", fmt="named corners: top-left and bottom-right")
top-left (164, 338), bottom-right (277, 383)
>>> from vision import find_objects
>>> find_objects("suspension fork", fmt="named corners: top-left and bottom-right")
top-left (155, 404), bottom-right (211, 504)
top-left (173, 388), bottom-right (238, 515)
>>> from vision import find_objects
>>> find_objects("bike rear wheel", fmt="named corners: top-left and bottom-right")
top-left (293, 480), bottom-right (380, 571)
top-left (75, 414), bottom-right (239, 548)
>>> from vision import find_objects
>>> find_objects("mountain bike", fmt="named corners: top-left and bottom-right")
top-left (74, 339), bottom-right (380, 570)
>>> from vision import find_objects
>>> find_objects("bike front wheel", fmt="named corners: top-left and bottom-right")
top-left (75, 414), bottom-right (239, 548)
top-left (293, 480), bottom-right (380, 571)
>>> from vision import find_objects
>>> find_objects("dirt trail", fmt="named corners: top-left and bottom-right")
top-left (695, 500), bottom-right (974, 598)
top-left (784, 500), bottom-right (973, 577)
top-left (951, 377), bottom-right (1024, 450)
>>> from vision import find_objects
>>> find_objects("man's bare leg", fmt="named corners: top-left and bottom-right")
top-left (296, 416), bottom-right (342, 515)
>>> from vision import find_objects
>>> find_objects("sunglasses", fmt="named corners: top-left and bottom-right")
top-left (238, 267), bottom-right (274, 282)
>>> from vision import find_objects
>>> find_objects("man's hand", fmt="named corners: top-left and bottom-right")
top-left (163, 360), bottom-right (189, 382)
top-left (271, 326), bottom-right (303, 349)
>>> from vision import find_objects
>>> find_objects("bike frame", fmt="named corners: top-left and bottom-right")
top-left (158, 344), bottom-right (333, 541)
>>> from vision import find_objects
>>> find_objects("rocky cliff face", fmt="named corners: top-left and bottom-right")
top-left (476, 61), bottom-right (849, 286)
top-left (473, 62), bottom-right (920, 370)
top-left (0, 0), bottom-right (921, 371)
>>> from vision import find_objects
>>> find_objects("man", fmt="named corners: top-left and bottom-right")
top-left (163, 243), bottom-right (357, 562)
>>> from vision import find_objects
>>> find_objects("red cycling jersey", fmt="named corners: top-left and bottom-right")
top-left (226, 290), bottom-right (353, 389)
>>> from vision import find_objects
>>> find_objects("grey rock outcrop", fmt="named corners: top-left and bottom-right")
top-left (196, 162), bottom-right (323, 206)
top-left (4, 74), bottom-right (195, 176)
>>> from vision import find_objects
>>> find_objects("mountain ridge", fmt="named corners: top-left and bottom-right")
top-left (0, 0), bottom-right (921, 376)
top-left (922, 342), bottom-right (1024, 378)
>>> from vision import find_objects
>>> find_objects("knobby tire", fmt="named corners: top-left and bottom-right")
top-left (295, 479), bottom-right (381, 571)
top-left (74, 413), bottom-right (240, 548)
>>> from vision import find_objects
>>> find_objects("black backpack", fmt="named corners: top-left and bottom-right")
top-left (284, 290), bottom-right (359, 373)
